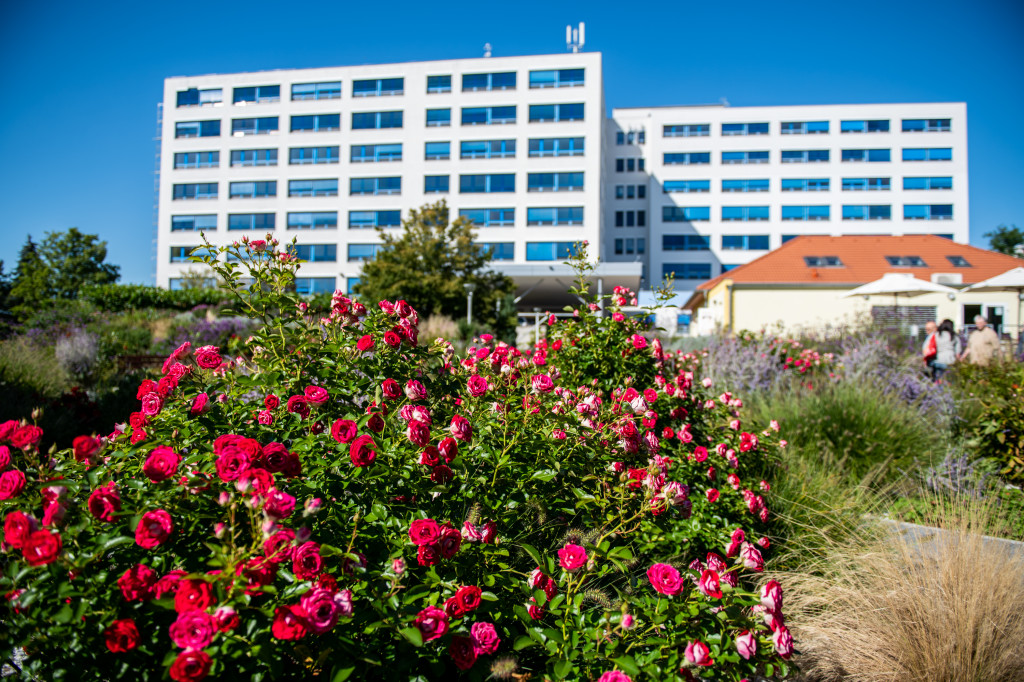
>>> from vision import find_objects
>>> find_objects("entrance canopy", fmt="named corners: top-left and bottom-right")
top-left (498, 262), bottom-right (643, 311)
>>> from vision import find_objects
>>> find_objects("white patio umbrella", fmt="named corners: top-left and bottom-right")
top-left (841, 273), bottom-right (958, 334)
top-left (961, 266), bottom-right (1024, 353)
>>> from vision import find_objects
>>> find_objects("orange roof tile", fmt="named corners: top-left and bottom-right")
top-left (696, 235), bottom-right (1022, 291)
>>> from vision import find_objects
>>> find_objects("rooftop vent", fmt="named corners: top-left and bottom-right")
top-left (931, 273), bottom-right (963, 285)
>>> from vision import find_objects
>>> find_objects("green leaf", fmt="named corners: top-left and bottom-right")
top-left (399, 627), bottom-right (423, 647)
top-left (513, 636), bottom-right (536, 651)
top-left (520, 543), bottom-right (543, 568)
top-left (531, 469), bottom-right (557, 482)
top-left (552, 659), bottom-right (573, 679)
top-left (612, 656), bottom-right (641, 676)
top-left (331, 666), bottom-right (357, 682)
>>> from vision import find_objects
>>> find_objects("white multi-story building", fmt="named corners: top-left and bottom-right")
top-left (607, 103), bottom-right (968, 299)
top-left (156, 53), bottom-right (968, 308)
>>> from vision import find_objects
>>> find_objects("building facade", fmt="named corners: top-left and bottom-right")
top-left (157, 53), bottom-right (968, 308)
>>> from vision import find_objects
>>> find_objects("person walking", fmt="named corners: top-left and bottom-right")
top-left (922, 320), bottom-right (938, 378)
top-left (932, 319), bottom-right (961, 381)
top-left (960, 315), bottom-right (1001, 366)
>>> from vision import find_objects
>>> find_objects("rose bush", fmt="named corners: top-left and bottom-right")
top-left (0, 236), bottom-right (793, 681)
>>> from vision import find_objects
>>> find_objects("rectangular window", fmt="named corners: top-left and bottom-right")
top-left (664, 180), bottom-right (711, 193)
top-left (781, 149), bottom-right (830, 163)
top-left (722, 122), bottom-right (769, 136)
top-left (477, 242), bottom-right (515, 260)
top-left (426, 108), bottom-right (451, 127)
top-left (638, 185), bottom-right (647, 199)
top-left (424, 175), bottom-right (449, 193)
top-left (462, 72), bottom-right (516, 91)
top-left (903, 176), bottom-right (953, 190)
top-left (231, 149), bottom-right (277, 167)
top-left (426, 75), bottom-right (451, 93)
top-left (803, 256), bottom-right (843, 267)
top-left (350, 143), bottom-right (403, 163)
top-left (460, 139), bottom-right (516, 159)
top-left (291, 81), bottom-right (341, 101)
top-left (721, 178), bottom-right (770, 192)
top-left (902, 147), bottom-right (952, 161)
top-left (663, 124), bottom-right (709, 137)
top-left (525, 242), bottom-right (580, 261)
top-left (722, 235), bottom-right (770, 250)
top-left (176, 88), bottom-right (222, 107)
top-left (528, 137), bottom-right (584, 157)
top-left (349, 176), bottom-right (401, 195)
top-left (173, 183), bottom-right (217, 200)
top-left (781, 205), bottom-right (830, 221)
top-left (351, 111), bottom-right (403, 129)
top-left (526, 207), bottom-right (583, 226)
top-left (288, 212), bottom-right (338, 230)
top-left (528, 103), bottom-right (584, 122)
top-left (232, 117), bottom-right (278, 136)
top-left (348, 210), bottom-right (401, 228)
top-left (460, 208), bottom-right (515, 227)
top-left (722, 206), bottom-right (770, 221)
top-left (841, 119), bottom-right (890, 133)
top-left (842, 148), bottom-right (891, 162)
top-left (233, 85), bottom-right (280, 104)
top-left (424, 141), bottom-right (450, 160)
top-left (904, 204), bottom-right (953, 220)
top-left (228, 213), bottom-right (275, 231)
top-left (781, 121), bottom-right (829, 134)
top-left (663, 206), bottom-right (710, 222)
top-left (842, 177), bottom-right (890, 191)
top-left (291, 244), bottom-right (337, 262)
top-left (781, 178), bottom-right (830, 191)
top-left (347, 243), bottom-right (382, 261)
top-left (352, 78), bottom-right (404, 97)
top-left (902, 118), bottom-right (951, 132)
top-left (722, 150), bottom-right (770, 164)
top-left (529, 69), bottom-right (585, 88)
top-left (626, 185), bottom-right (635, 199)
top-left (229, 181), bottom-right (276, 198)
top-left (946, 255), bottom-right (971, 267)
top-left (294, 277), bottom-right (336, 294)
top-left (663, 235), bottom-right (710, 251)
top-left (170, 246), bottom-right (201, 263)
top-left (459, 173), bottom-right (515, 193)
top-left (664, 152), bottom-right (711, 165)
top-left (627, 159), bottom-right (635, 172)
top-left (288, 179), bottom-right (338, 197)
top-left (171, 215), bottom-right (216, 232)
top-left (175, 120), bottom-right (220, 138)
top-left (291, 114), bottom-right (340, 132)
top-left (460, 106), bottom-right (516, 125)
top-left (884, 255), bottom-right (928, 267)
top-left (527, 172), bottom-right (584, 192)
top-left (289, 146), bottom-right (339, 164)
top-left (842, 204), bottom-right (892, 220)
top-left (663, 263), bottom-right (712, 280)
top-left (174, 151), bottom-right (219, 169)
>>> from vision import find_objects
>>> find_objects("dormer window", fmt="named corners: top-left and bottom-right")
top-left (803, 256), bottom-right (843, 267)
top-left (945, 255), bottom-right (971, 267)
top-left (885, 255), bottom-right (928, 267)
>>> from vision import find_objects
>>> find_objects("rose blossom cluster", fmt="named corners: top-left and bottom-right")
top-left (408, 517), bottom-right (462, 566)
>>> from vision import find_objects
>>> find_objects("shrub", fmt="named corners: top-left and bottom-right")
top-left (951, 361), bottom-right (1024, 483)
top-left (54, 331), bottom-right (99, 379)
top-left (0, 236), bottom-right (795, 681)
top-left (79, 284), bottom-right (231, 312)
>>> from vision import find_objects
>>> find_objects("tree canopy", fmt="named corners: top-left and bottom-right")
top-left (984, 224), bottom-right (1024, 257)
top-left (353, 201), bottom-right (515, 337)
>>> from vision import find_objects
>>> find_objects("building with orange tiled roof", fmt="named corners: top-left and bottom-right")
top-left (682, 235), bottom-right (1023, 336)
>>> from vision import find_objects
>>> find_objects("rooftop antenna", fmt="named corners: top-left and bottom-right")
top-left (483, 43), bottom-right (492, 58)
top-left (566, 22), bottom-right (585, 53)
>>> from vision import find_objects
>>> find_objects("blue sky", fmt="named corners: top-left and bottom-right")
top-left (0, 0), bottom-right (1021, 284)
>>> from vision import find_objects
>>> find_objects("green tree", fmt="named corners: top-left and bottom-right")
top-left (354, 200), bottom-right (516, 339)
top-left (0, 260), bottom-right (11, 310)
top-left (9, 229), bottom-right (120, 315)
top-left (984, 224), bottom-right (1024, 256)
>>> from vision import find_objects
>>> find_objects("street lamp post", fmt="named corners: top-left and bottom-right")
top-left (464, 282), bottom-right (476, 326)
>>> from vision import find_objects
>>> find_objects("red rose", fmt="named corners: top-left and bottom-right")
top-left (330, 419), bottom-right (357, 444)
top-left (430, 465), bottom-right (454, 484)
top-left (261, 442), bottom-right (290, 472)
top-left (0, 420), bottom-right (20, 441)
top-left (271, 604), bottom-right (309, 640)
top-left (175, 579), bottom-right (214, 613)
top-left (157, 375), bottom-right (178, 396)
top-left (706, 488), bottom-right (720, 503)
top-left (415, 605), bottom-right (449, 641)
top-left (383, 331), bottom-right (401, 348)
top-left (129, 412), bottom-right (147, 429)
top-left (190, 393), bottom-right (209, 415)
top-left (417, 544), bottom-right (440, 566)
top-left (3, 511), bottom-right (36, 548)
top-left (215, 447), bottom-right (250, 482)
top-left (170, 609), bottom-right (216, 649)
top-left (449, 415), bottom-right (472, 443)
top-left (169, 650), bottom-right (211, 682)
top-left (685, 640), bottom-right (714, 667)
top-left (366, 413), bottom-right (385, 433)
top-left (88, 482), bottom-right (121, 522)
top-left (0, 445), bottom-right (8, 470)
top-left (194, 345), bottom-right (222, 370)
top-left (263, 488), bottom-right (296, 519)
top-left (381, 379), bottom-right (401, 400)
top-left (408, 518), bottom-right (440, 546)
top-left (140, 392), bottom-right (163, 417)
top-left (118, 564), bottom-right (157, 601)
top-left (135, 509), bottom-right (173, 549)
top-left (0, 469), bottom-right (26, 500)
top-left (104, 619), bottom-right (140, 653)
top-left (467, 375), bottom-right (488, 397)
top-left (444, 596), bottom-right (464, 618)
top-left (438, 525), bottom-right (462, 558)
top-left (646, 563), bottom-right (683, 596)
top-left (11, 425), bottom-right (43, 451)
top-left (236, 556), bottom-right (274, 594)
top-left (356, 334), bottom-right (374, 352)
top-left (144, 446), bottom-right (181, 482)
top-left (154, 570), bottom-right (188, 598)
top-left (450, 635), bottom-right (477, 670)
top-left (406, 420), bottom-right (430, 447)
top-left (470, 621), bottom-right (501, 655)
top-left (438, 437), bottom-right (458, 462)
top-left (22, 529), bottom-right (62, 566)
top-left (213, 606), bottom-right (239, 632)
top-left (698, 569), bottom-right (723, 599)
top-left (419, 447), bottom-right (440, 467)
top-left (455, 585), bottom-right (482, 613)
top-left (136, 380), bottom-right (157, 400)
top-left (349, 435), bottom-right (376, 467)
top-left (303, 385), bottom-right (329, 405)
top-left (264, 394), bottom-right (280, 409)
top-left (264, 529), bottom-right (295, 563)
top-left (292, 541), bottom-right (323, 580)
top-left (286, 395), bottom-right (310, 419)
top-left (72, 435), bottom-right (102, 463)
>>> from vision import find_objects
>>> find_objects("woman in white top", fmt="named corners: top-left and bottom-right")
top-left (932, 318), bottom-right (962, 381)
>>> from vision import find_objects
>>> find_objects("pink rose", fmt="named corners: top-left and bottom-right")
top-left (194, 345), bottom-right (222, 369)
top-left (735, 630), bottom-right (757, 660)
top-left (773, 625), bottom-right (794, 659)
top-left (685, 640), bottom-right (713, 667)
top-left (300, 588), bottom-right (345, 634)
top-left (169, 610), bottom-right (216, 650)
top-left (760, 579), bottom-right (783, 612)
top-left (557, 543), bottom-right (587, 571)
top-left (470, 621), bottom-right (500, 654)
top-left (404, 380), bottom-right (426, 401)
top-left (449, 415), bottom-right (472, 443)
top-left (189, 393), bottom-right (209, 415)
top-left (264, 488), bottom-right (296, 519)
top-left (143, 446), bottom-right (181, 483)
top-left (467, 375), bottom-right (488, 397)
top-left (646, 563), bottom-right (683, 596)
top-left (140, 392), bottom-right (163, 417)
top-left (135, 509), bottom-right (173, 549)
top-left (740, 542), bottom-right (764, 572)
top-left (292, 541), bottom-right (323, 580)
top-left (406, 420), bottom-right (431, 447)
top-left (630, 334), bottom-right (648, 350)
top-left (257, 410), bottom-right (273, 425)
top-left (598, 673), bottom-right (632, 682)
top-left (303, 385), bottom-right (329, 405)
top-left (414, 606), bottom-right (449, 641)
top-left (0, 469), bottom-right (26, 500)
top-left (216, 448), bottom-right (250, 482)
top-left (698, 569), bottom-right (722, 599)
